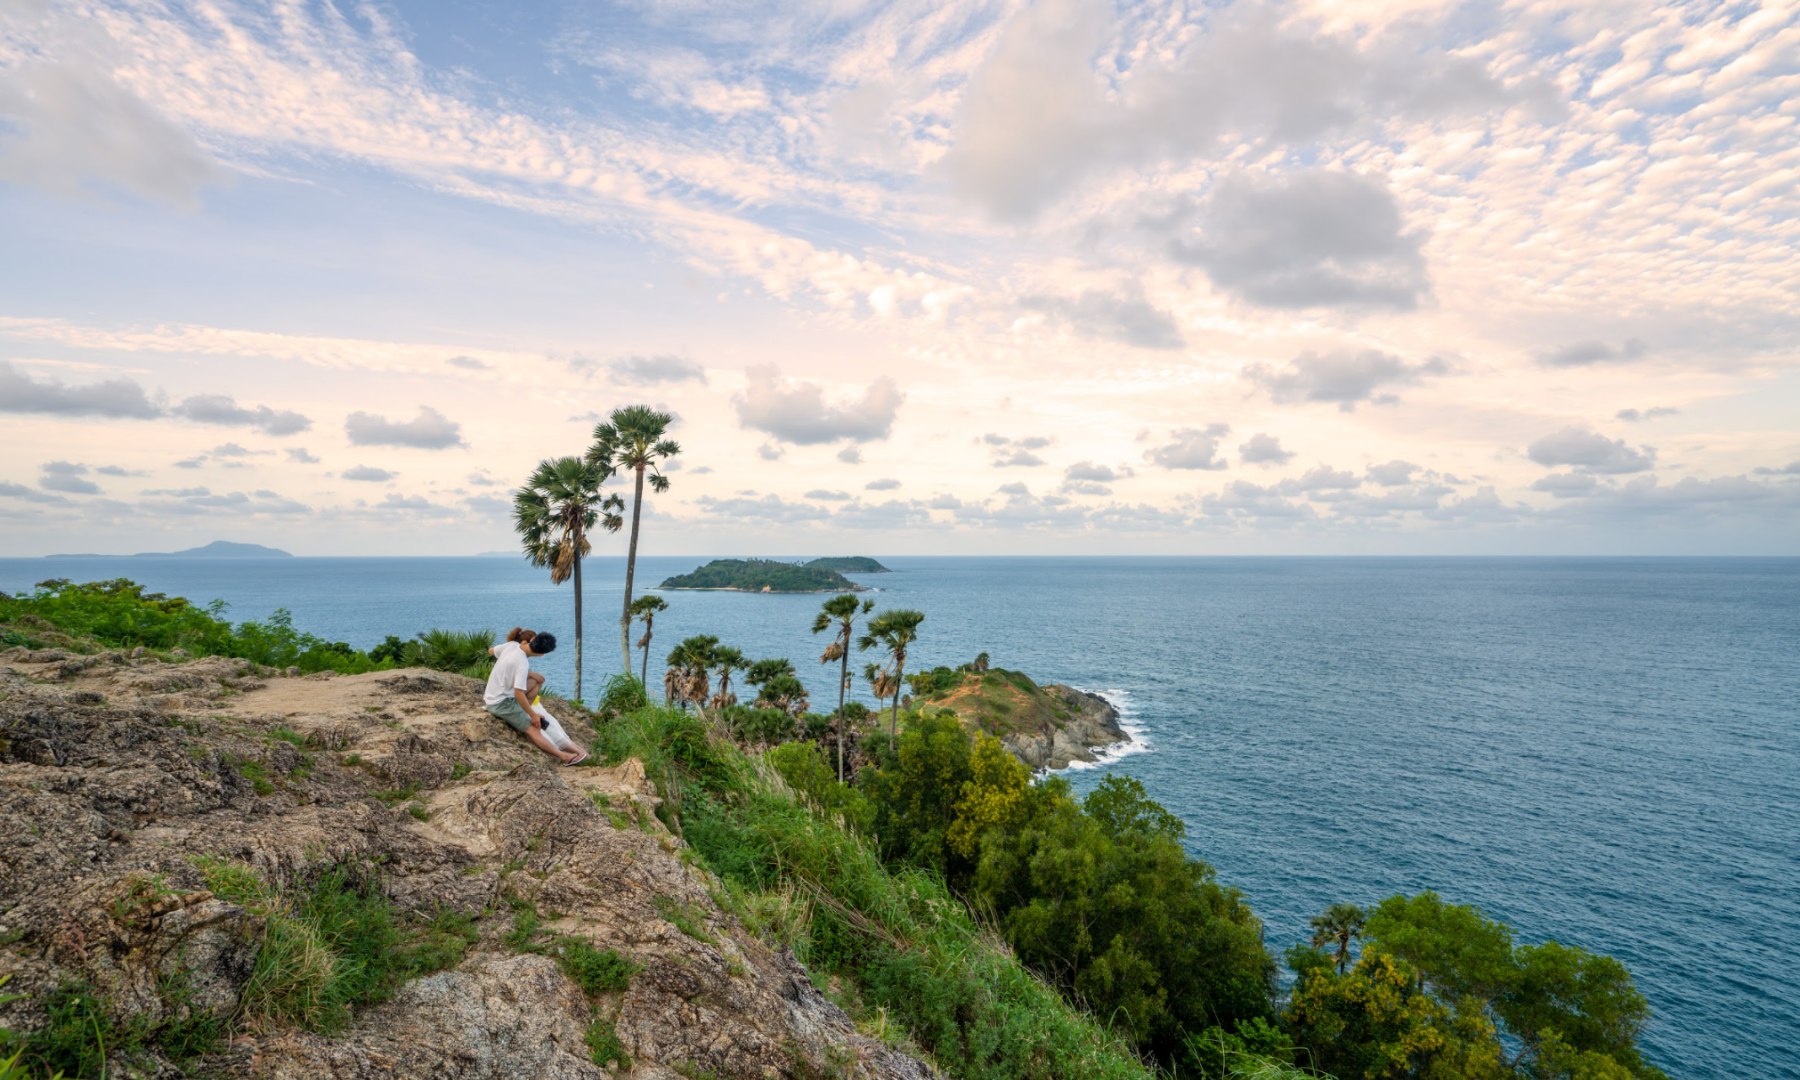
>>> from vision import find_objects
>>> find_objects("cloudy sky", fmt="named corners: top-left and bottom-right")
top-left (2, 0), bottom-right (1797, 556)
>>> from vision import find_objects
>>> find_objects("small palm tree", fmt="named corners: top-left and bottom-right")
top-left (862, 661), bottom-right (900, 728)
top-left (745, 658), bottom-right (809, 717)
top-left (665, 635), bottom-right (717, 712)
top-left (1310, 902), bottom-right (1367, 976)
top-left (858, 608), bottom-right (924, 738)
top-left (586, 406), bottom-right (680, 674)
top-left (813, 593), bottom-right (876, 780)
top-left (710, 645), bottom-right (745, 712)
top-left (630, 594), bottom-right (668, 687)
top-left (513, 456), bottom-right (621, 701)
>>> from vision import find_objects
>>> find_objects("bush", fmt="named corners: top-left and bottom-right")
top-left (598, 674), bottom-right (648, 715)
top-left (412, 628), bottom-right (495, 678)
top-left (558, 940), bottom-right (638, 997)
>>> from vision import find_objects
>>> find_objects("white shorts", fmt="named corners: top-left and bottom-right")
top-left (532, 702), bottom-right (576, 751)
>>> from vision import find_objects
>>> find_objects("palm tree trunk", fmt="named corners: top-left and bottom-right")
top-left (890, 651), bottom-right (904, 738)
top-left (836, 627), bottom-right (849, 782)
top-left (620, 465), bottom-right (646, 673)
top-left (572, 524), bottom-right (584, 703)
top-left (639, 621), bottom-right (650, 686)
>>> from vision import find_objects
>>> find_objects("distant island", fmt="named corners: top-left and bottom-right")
top-left (802, 556), bottom-right (890, 573)
top-left (47, 540), bottom-right (294, 559)
top-left (659, 558), bottom-right (867, 593)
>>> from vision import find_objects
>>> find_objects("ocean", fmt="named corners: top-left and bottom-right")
top-left (4, 554), bottom-right (1796, 1078)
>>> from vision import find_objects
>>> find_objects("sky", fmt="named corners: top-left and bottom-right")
top-left (1, 0), bottom-right (1797, 557)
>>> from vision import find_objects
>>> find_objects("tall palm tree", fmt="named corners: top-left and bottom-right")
top-left (1310, 902), bottom-right (1367, 976)
top-left (859, 609), bottom-right (923, 737)
top-left (513, 456), bottom-right (621, 702)
top-left (813, 594), bottom-right (875, 780)
top-left (710, 645), bottom-right (745, 712)
top-left (586, 406), bottom-right (680, 673)
top-left (630, 594), bottom-right (668, 687)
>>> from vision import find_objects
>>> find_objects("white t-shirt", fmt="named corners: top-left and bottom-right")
top-left (484, 640), bottom-right (530, 706)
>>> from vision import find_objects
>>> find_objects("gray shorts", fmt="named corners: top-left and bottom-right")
top-left (487, 696), bottom-right (534, 734)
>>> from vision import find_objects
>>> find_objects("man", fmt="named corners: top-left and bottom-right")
top-left (483, 631), bottom-right (586, 764)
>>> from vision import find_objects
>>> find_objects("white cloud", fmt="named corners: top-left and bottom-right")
top-left (345, 406), bottom-right (465, 449)
top-left (1527, 428), bottom-right (1657, 475)
top-left (735, 366), bottom-right (903, 445)
top-left (1146, 425), bottom-right (1232, 471)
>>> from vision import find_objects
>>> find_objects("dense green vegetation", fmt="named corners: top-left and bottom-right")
top-left (803, 557), bottom-right (890, 573)
top-left (659, 559), bottom-right (863, 592)
top-left (0, 578), bottom-right (493, 677)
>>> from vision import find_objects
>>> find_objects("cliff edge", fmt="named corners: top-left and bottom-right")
top-left (0, 648), bottom-right (931, 1079)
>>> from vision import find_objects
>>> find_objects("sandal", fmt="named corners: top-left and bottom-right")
top-left (563, 749), bottom-right (589, 767)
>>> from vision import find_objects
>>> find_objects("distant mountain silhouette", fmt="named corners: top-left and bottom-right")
top-left (46, 540), bottom-right (294, 558)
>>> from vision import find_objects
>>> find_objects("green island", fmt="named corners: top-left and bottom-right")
top-left (0, 576), bottom-right (1667, 1080)
top-left (658, 558), bottom-right (868, 592)
top-left (801, 556), bottom-right (890, 573)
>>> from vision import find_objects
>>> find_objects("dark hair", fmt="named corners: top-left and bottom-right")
top-left (507, 627), bottom-right (536, 644)
top-left (530, 632), bottom-right (557, 655)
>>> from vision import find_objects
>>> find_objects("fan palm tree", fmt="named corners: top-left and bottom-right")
top-left (710, 645), bottom-right (745, 712)
top-left (813, 594), bottom-right (876, 780)
top-left (665, 635), bottom-right (717, 712)
top-left (513, 456), bottom-right (621, 701)
top-left (586, 406), bottom-right (680, 673)
top-left (630, 594), bottom-right (668, 687)
top-left (745, 658), bottom-right (809, 717)
top-left (1310, 902), bottom-right (1367, 976)
top-left (862, 661), bottom-right (900, 730)
top-left (858, 609), bottom-right (923, 738)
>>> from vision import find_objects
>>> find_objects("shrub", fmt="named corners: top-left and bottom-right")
top-left (558, 940), bottom-right (638, 997)
top-left (599, 675), bottom-right (648, 715)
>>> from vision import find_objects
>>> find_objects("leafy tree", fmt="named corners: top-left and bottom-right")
top-left (857, 608), bottom-right (924, 737)
top-left (586, 405), bottom-right (679, 673)
top-left (1500, 941), bottom-right (1660, 1078)
top-left (745, 658), bottom-right (810, 717)
top-left (513, 456), bottom-right (621, 701)
top-left (628, 594), bottom-right (668, 686)
top-left (946, 733), bottom-right (1031, 858)
top-left (1311, 902), bottom-right (1368, 976)
top-left (812, 593), bottom-right (875, 780)
top-left (1351, 893), bottom-right (1666, 1080)
top-left (1285, 951), bottom-right (1509, 1080)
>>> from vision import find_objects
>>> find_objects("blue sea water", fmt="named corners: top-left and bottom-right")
top-left (3, 554), bottom-right (1796, 1079)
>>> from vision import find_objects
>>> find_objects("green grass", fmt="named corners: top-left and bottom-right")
top-left (190, 857), bottom-right (476, 1034)
top-left (653, 896), bottom-right (717, 945)
top-left (226, 755), bottom-right (276, 796)
top-left (586, 1017), bottom-right (631, 1071)
top-left (557, 940), bottom-right (638, 997)
top-left (593, 705), bottom-right (1153, 1080)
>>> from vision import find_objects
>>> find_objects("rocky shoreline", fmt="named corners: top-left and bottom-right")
top-left (999, 685), bottom-right (1132, 772)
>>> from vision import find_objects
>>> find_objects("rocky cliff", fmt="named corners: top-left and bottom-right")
top-left (0, 648), bottom-right (932, 1078)
top-left (912, 670), bottom-right (1129, 772)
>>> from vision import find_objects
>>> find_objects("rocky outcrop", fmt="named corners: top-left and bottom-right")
top-left (0, 650), bottom-right (932, 1078)
top-left (916, 670), bottom-right (1131, 772)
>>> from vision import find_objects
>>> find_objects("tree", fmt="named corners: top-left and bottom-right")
top-left (629, 594), bottom-right (668, 687)
top-left (857, 608), bottom-right (924, 738)
top-left (586, 405), bottom-right (679, 673)
top-left (664, 635), bottom-right (717, 711)
top-left (862, 661), bottom-right (900, 728)
top-left (513, 456), bottom-right (621, 701)
top-left (1285, 952), bottom-right (1509, 1080)
top-left (812, 593), bottom-right (875, 781)
top-left (710, 645), bottom-right (745, 712)
top-left (1311, 902), bottom-right (1368, 976)
top-left (745, 658), bottom-right (809, 716)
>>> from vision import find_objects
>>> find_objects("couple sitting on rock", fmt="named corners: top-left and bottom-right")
top-left (483, 628), bottom-right (588, 766)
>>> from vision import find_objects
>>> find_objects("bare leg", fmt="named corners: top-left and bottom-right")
top-left (524, 720), bottom-right (573, 762)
